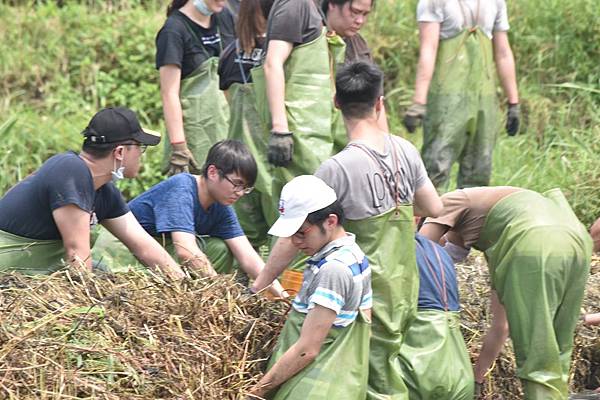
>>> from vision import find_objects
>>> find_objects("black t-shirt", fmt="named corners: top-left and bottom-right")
top-left (155, 9), bottom-right (235, 80)
top-left (267, 0), bottom-right (325, 46)
top-left (0, 152), bottom-right (129, 240)
top-left (218, 37), bottom-right (266, 90)
top-left (226, 0), bottom-right (240, 17)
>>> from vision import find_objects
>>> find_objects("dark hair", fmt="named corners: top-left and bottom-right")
top-left (167, 0), bottom-right (187, 16)
top-left (202, 139), bottom-right (258, 186)
top-left (82, 141), bottom-right (120, 159)
top-left (306, 200), bottom-right (345, 233)
top-left (335, 60), bottom-right (383, 119)
top-left (321, 0), bottom-right (376, 15)
top-left (237, 0), bottom-right (274, 54)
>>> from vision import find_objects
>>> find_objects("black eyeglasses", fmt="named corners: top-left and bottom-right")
top-left (122, 142), bottom-right (148, 154)
top-left (221, 173), bottom-right (254, 195)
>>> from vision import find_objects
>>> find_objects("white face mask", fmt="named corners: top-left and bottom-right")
top-left (193, 0), bottom-right (214, 16)
top-left (443, 241), bottom-right (470, 263)
top-left (111, 166), bottom-right (125, 183)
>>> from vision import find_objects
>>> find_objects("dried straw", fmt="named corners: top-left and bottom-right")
top-left (0, 270), bottom-right (287, 399)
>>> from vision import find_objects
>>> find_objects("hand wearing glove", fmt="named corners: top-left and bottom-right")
top-left (267, 131), bottom-right (294, 167)
top-left (164, 142), bottom-right (201, 176)
top-left (506, 103), bottom-right (520, 136)
top-left (402, 102), bottom-right (427, 133)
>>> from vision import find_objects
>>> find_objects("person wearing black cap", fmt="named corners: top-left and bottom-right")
top-left (0, 107), bottom-right (185, 279)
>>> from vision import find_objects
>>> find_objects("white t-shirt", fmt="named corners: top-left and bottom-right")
top-left (416, 0), bottom-right (510, 40)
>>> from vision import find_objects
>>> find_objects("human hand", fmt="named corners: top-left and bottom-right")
top-left (402, 103), bottom-right (426, 133)
top-left (267, 131), bottom-right (293, 167)
top-left (164, 142), bottom-right (201, 176)
top-left (506, 103), bottom-right (520, 136)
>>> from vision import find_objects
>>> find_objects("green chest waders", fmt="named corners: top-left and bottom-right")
top-left (251, 30), bottom-right (346, 227)
top-left (0, 229), bottom-right (65, 274)
top-left (228, 82), bottom-right (274, 248)
top-left (162, 24), bottom-right (230, 171)
top-left (267, 309), bottom-right (370, 399)
top-left (92, 227), bottom-right (234, 275)
top-left (476, 189), bottom-right (592, 399)
top-left (422, 24), bottom-right (500, 191)
top-left (345, 206), bottom-right (418, 400)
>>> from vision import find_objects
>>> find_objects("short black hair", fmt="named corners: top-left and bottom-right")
top-left (202, 140), bottom-right (258, 186)
top-left (306, 199), bottom-right (345, 233)
top-left (82, 141), bottom-right (120, 159)
top-left (322, 0), bottom-right (376, 15)
top-left (335, 60), bottom-right (383, 119)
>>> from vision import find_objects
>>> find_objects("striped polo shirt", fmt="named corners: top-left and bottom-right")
top-left (292, 233), bottom-right (372, 327)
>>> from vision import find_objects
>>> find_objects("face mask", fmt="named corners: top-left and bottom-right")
top-left (111, 166), bottom-right (125, 183)
top-left (443, 241), bottom-right (470, 263)
top-left (193, 0), bottom-right (214, 16)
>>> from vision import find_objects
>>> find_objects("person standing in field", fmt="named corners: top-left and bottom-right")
top-left (257, 0), bottom-right (346, 223)
top-left (248, 175), bottom-right (372, 399)
top-left (218, 0), bottom-right (276, 250)
top-left (0, 107), bottom-right (184, 280)
top-left (156, 0), bottom-right (235, 176)
top-left (252, 61), bottom-right (443, 400)
top-left (93, 140), bottom-right (286, 298)
top-left (420, 186), bottom-right (592, 399)
top-left (403, 0), bottom-right (520, 191)
top-left (320, 0), bottom-right (390, 150)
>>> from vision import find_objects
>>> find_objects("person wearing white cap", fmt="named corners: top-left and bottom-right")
top-left (252, 61), bottom-right (443, 399)
top-left (248, 175), bottom-right (371, 399)
top-left (0, 107), bottom-right (185, 279)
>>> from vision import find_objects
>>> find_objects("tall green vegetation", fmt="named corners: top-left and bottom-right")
top-left (1, 0), bottom-right (599, 223)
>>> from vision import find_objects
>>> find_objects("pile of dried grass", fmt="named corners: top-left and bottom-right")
top-left (458, 254), bottom-right (600, 399)
top-left (0, 270), bottom-right (287, 399)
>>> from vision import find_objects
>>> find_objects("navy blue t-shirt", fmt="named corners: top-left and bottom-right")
top-left (0, 152), bottom-right (129, 240)
top-left (129, 173), bottom-right (244, 240)
top-left (415, 233), bottom-right (460, 311)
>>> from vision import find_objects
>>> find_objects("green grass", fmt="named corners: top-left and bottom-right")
top-left (0, 0), bottom-right (599, 224)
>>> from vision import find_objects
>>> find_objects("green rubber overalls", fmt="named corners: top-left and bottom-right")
top-left (475, 189), bottom-right (592, 399)
top-left (227, 41), bottom-right (276, 249)
top-left (267, 309), bottom-right (370, 399)
top-left (92, 227), bottom-right (235, 274)
top-left (251, 29), bottom-right (346, 226)
top-left (399, 239), bottom-right (474, 400)
top-left (0, 229), bottom-right (65, 274)
top-left (422, 0), bottom-right (500, 191)
top-left (342, 142), bottom-right (419, 399)
top-left (162, 21), bottom-right (230, 171)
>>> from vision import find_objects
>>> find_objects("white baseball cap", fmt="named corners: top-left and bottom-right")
top-left (268, 175), bottom-right (338, 238)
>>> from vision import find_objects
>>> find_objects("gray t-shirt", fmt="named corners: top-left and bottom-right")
top-left (267, 0), bottom-right (324, 46)
top-left (315, 134), bottom-right (430, 220)
top-left (416, 0), bottom-right (510, 40)
top-left (292, 234), bottom-right (372, 328)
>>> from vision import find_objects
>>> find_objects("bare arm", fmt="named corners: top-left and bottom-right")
top-left (492, 31), bottom-right (519, 104)
top-left (413, 180), bottom-right (443, 217)
top-left (102, 212), bottom-right (185, 280)
top-left (412, 22), bottom-right (441, 105)
top-left (473, 290), bottom-right (509, 383)
top-left (225, 236), bottom-right (287, 297)
top-left (590, 217), bottom-right (600, 253)
top-left (264, 40), bottom-right (294, 132)
top-left (251, 237), bottom-right (298, 293)
top-left (52, 204), bottom-right (93, 270)
top-left (419, 221), bottom-right (450, 243)
top-left (159, 64), bottom-right (186, 144)
top-left (250, 305), bottom-right (336, 397)
top-left (170, 231), bottom-right (218, 277)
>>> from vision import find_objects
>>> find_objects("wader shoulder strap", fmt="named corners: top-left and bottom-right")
top-left (181, 18), bottom-right (222, 59)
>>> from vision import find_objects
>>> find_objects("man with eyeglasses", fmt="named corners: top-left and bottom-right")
top-left (249, 175), bottom-right (371, 399)
top-left (93, 139), bottom-right (286, 297)
top-left (0, 107), bottom-right (185, 279)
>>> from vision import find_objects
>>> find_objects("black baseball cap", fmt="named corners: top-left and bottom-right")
top-left (82, 107), bottom-right (161, 146)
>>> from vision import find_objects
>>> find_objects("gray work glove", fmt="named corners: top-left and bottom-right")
top-left (506, 103), bottom-right (520, 136)
top-left (267, 131), bottom-right (294, 167)
top-left (402, 103), bottom-right (427, 133)
top-left (164, 142), bottom-right (201, 176)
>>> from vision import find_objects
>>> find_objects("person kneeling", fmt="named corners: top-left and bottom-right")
top-left (249, 175), bottom-right (371, 399)
top-left (93, 140), bottom-right (284, 297)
